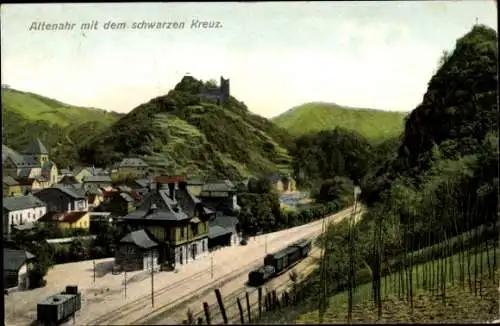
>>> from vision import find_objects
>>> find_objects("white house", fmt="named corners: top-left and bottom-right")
top-left (3, 194), bottom-right (47, 235)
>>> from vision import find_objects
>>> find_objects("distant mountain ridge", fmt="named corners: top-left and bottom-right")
top-left (273, 102), bottom-right (408, 143)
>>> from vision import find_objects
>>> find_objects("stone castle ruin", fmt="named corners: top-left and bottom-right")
top-left (198, 76), bottom-right (230, 105)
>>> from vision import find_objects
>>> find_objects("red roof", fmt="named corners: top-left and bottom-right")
top-left (39, 211), bottom-right (88, 224)
top-left (127, 191), bottom-right (141, 201)
top-left (155, 175), bottom-right (185, 184)
top-left (102, 190), bottom-right (118, 197)
top-left (14, 177), bottom-right (37, 186)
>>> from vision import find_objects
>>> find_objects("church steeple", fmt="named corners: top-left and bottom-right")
top-left (23, 138), bottom-right (49, 164)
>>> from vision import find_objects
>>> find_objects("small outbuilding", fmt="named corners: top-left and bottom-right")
top-left (114, 229), bottom-right (159, 272)
top-left (4, 248), bottom-right (36, 291)
top-left (207, 215), bottom-right (240, 251)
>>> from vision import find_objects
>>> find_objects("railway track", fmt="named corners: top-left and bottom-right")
top-left (86, 268), bottom-right (209, 325)
top-left (194, 248), bottom-right (321, 325)
top-left (86, 207), bottom-right (361, 325)
top-left (190, 207), bottom-right (364, 325)
top-left (130, 221), bottom-right (334, 325)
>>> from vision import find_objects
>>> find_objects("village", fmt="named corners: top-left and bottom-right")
top-left (2, 138), bottom-right (299, 295)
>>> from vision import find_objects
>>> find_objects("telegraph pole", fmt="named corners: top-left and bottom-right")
top-left (151, 250), bottom-right (155, 308)
top-left (210, 254), bottom-right (214, 279)
top-left (93, 260), bottom-right (96, 285)
top-left (124, 269), bottom-right (127, 300)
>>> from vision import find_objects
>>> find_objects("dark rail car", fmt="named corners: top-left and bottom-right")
top-left (248, 237), bottom-right (312, 287)
top-left (248, 265), bottom-right (276, 286)
top-left (37, 285), bottom-right (81, 326)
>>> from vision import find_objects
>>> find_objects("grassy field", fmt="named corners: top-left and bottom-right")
top-left (1, 87), bottom-right (120, 126)
top-left (259, 246), bottom-right (499, 324)
top-left (272, 102), bottom-right (407, 143)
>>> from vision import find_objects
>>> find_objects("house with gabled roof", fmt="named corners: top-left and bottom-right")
top-left (34, 185), bottom-right (88, 213)
top-left (2, 139), bottom-right (59, 186)
top-left (185, 179), bottom-right (205, 196)
top-left (199, 180), bottom-right (241, 215)
top-left (58, 174), bottom-right (79, 185)
top-left (72, 167), bottom-right (93, 183)
top-left (82, 175), bottom-right (112, 191)
top-left (3, 176), bottom-right (22, 197)
top-left (116, 175), bottom-right (212, 269)
top-left (3, 194), bottom-right (48, 236)
top-left (4, 248), bottom-right (36, 290)
top-left (113, 157), bottom-right (149, 178)
top-left (38, 211), bottom-right (90, 230)
top-left (208, 215), bottom-right (241, 250)
top-left (114, 229), bottom-right (159, 272)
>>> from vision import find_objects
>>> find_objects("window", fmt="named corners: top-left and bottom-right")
top-left (202, 240), bottom-right (206, 251)
top-left (180, 227), bottom-right (184, 238)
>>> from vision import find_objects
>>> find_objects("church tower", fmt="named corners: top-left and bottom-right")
top-left (23, 138), bottom-right (49, 165)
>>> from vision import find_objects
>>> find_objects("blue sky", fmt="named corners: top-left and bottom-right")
top-left (1, 1), bottom-right (497, 118)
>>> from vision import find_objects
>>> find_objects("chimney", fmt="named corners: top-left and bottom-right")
top-left (148, 203), bottom-right (158, 215)
top-left (168, 182), bottom-right (175, 199)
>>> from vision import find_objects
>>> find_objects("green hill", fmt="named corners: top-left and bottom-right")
top-left (272, 102), bottom-right (407, 143)
top-left (78, 76), bottom-right (294, 180)
top-left (1, 87), bottom-right (124, 169)
top-left (1, 87), bottom-right (122, 126)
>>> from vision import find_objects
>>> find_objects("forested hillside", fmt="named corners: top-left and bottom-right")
top-left (262, 24), bottom-right (499, 324)
top-left (273, 102), bottom-right (407, 143)
top-left (2, 87), bottom-right (124, 169)
top-left (78, 76), bottom-right (294, 180)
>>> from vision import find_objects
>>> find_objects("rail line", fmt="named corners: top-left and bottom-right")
top-left (195, 248), bottom-right (321, 324)
top-left (192, 207), bottom-right (364, 324)
top-left (131, 222), bottom-right (331, 325)
top-left (86, 217), bottom-right (322, 325)
top-left (124, 220), bottom-right (326, 324)
top-left (86, 268), bottom-right (208, 325)
top-left (87, 207), bottom-right (359, 325)
top-left (132, 253), bottom-right (274, 325)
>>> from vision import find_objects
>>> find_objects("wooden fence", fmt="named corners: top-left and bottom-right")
top-left (183, 283), bottom-right (309, 325)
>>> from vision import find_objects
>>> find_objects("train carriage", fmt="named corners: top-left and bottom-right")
top-left (248, 265), bottom-right (275, 286)
top-left (264, 247), bottom-right (290, 275)
top-left (248, 237), bottom-right (313, 287)
top-left (292, 238), bottom-right (312, 258)
top-left (286, 245), bottom-right (302, 266)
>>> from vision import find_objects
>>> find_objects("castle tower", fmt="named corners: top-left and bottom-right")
top-left (220, 76), bottom-right (230, 103)
top-left (23, 138), bottom-right (49, 165)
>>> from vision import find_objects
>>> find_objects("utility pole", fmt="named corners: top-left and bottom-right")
top-left (210, 254), bottom-right (214, 279)
top-left (93, 260), bottom-right (96, 286)
top-left (124, 269), bottom-right (127, 300)
top-left (151, 250), bottom-right (155, 308)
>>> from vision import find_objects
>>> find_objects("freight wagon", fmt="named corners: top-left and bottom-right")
top-left (247, 237), bottom-right (312, 287)
top-left (37, 285), bottom-right (82, 326)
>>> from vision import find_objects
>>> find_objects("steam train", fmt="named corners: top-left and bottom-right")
top-left (247, 238), bottom-right (312, 286)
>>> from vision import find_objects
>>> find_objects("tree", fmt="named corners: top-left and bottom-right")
top-left (315, 176), bottom-right (354, 205)
top-left (28, 243), bottom-right (54, 289)
top-left (206, 79), bottom-right (218, 88)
